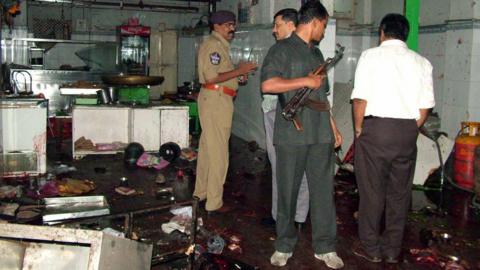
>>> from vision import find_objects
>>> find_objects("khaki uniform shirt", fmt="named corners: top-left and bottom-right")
top-left (198, 31), bottom-right (238, 91)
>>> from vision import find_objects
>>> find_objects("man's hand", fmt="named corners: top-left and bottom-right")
top-left (355, 128), bottom-right (362, 138)
top-left (305, 72), bottom-right (326, 90)
top-left (238, 61), bottom-right (257, 75)
top-left (330, 115), bottom-right (342, 148)
top-left (352, 99), bottom-right (367, 139)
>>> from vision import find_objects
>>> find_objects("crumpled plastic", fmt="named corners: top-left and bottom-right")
top-left (207, 235), bottom-right (225, 254)
top-left (180, 148), bottom-right (197, 161)
top-left (136, 152), bottom-right (170, 170)
top-left (170, 206), bottom-right (192, 217)
top-left (0, 185), bottom-right (21, 199)
top-left (161, 214), bottom-right (203, 235)
top-left (26, 181), bottom-right (59, 199)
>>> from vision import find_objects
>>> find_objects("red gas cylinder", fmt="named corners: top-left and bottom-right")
top-left (454, 122), bottom-right (480, 190)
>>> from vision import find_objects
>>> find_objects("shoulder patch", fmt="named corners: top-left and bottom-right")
top-left (210, 52), bottom-right (221, 65)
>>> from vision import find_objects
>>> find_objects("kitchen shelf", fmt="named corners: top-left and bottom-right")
top-left (4, 37), bottom-right (116, 44)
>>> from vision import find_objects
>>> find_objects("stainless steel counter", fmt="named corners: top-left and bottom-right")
top-left (10, 69), bottom-right (113, 116)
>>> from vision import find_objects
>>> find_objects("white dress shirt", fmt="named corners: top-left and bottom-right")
top-left (351, 39), bottom-right (435, 120)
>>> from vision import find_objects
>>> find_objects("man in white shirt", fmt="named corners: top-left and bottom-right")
top-left (261, 8), bottom-right (310, 229)
top-left (351, 13), bottom-right (435, 264)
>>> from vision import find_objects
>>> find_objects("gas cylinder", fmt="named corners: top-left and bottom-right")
top-left (453, 122), bottom-right (480, 189)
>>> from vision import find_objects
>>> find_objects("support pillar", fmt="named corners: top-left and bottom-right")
top-left (405, 0), bottom-right (420, 51)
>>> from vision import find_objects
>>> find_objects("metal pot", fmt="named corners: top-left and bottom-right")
top-left (96, 89), bottom-right (111, 104)
top-left (107, 87), bottom-right (118, 104)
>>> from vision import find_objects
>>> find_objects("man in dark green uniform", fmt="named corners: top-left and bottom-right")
top-left (260, 1), bottom-right (343, 268)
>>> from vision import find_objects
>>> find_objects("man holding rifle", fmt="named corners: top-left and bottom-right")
top-left (260, 0), bottom-right (343, 268)
top-left (261, 8), bottom-right (310, 231)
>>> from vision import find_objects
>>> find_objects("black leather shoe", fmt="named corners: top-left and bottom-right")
top-left (352, 242), bottom-right (382, 263)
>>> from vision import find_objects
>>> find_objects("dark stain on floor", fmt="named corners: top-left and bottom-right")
top-left (43, 135), bottom-right (480, 269)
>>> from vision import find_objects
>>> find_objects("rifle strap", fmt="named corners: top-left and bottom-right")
top-left (304, 98), bottom-right (330, 112)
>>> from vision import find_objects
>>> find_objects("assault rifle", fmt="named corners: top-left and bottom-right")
top-left (281, 44), bottom-right (345, 131)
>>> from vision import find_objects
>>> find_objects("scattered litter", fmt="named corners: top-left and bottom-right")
top-left (161, 211), bottom-right (203, 235)
top-left (119, 176), bottom-right (129, 187)
top-left (136, 152), bottom-right (170, 170)
top-left (161, 220), bottom-right (186, 234)
top-left (115, 186), bottom-right (137, 196)
top-left (52, 164), bottom-right (77, 175)
top-left (0, 202), bottom-right (19, 217)
top-left (95, 142), bottom-right (127, 151)
top-left (170, 206), bottom-right (192, 217)
top-left (180, 148), bottom-right (197, 161)
top-left (229, 234), bottom-right (241, 244)
top-left (156, 187), bottom-right (174, 200)
top-left (207, 235), bottom-right (225, 254)
top-left (156, 239), bottom-right (170, 246)
top-left (195, 244), bottom-right (206, 259)
top-left (227, 243), bottom-right (243, 253)
top-left (57, 178), bottom-right (95, 196)
top-left (74, 136), bottom-right (95, 151)
top-left (102, 227), bottom-right (125, 238)
top-left (26, 181), bottom-right (58, 199)
top-left (155, 173), bottom-right (166, 184)
top-left (0, 185), bottom-right (21, 199)
top-left (16, 205), bottom-right (42, 222)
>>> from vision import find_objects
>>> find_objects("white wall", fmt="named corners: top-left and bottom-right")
top-left (216, 0), bottom-right (334, 25)
top-left (337, 0), bottom-right (480, 138)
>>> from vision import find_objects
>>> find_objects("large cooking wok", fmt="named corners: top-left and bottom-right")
top-left (101, 75), bottom-right (164, 86)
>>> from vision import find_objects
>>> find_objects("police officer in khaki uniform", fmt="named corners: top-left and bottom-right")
top-left (194, 10), bottom-right (257, 213)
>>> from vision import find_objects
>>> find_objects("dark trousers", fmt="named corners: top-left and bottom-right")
top-left (275, 143), bottom-right (337, 254)
top-left (355, 117), bottom-right (418, 258)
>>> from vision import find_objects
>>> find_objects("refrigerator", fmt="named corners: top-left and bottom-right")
top-left (149, 29), bottom-right (178, 98)
top-left (117, 25), bottom-right (150, 75)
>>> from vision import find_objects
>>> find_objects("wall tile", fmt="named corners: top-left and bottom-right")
top-left (445, 29), bottom-right (473, 56)
top-left (444, 54), bottom-right (471, 81)
top-left (448, 1), bottom-right (474, 20)
top-left (470, 54), bottom-right (480, 82)
top-left (440, 104), bottom-right (469, 137)
top-left (442, 80), bottom-right (470, 107)
top-left (468, 81), bottom-right (480, 109)
top-left (466, 105), bottom-right (480, 121)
